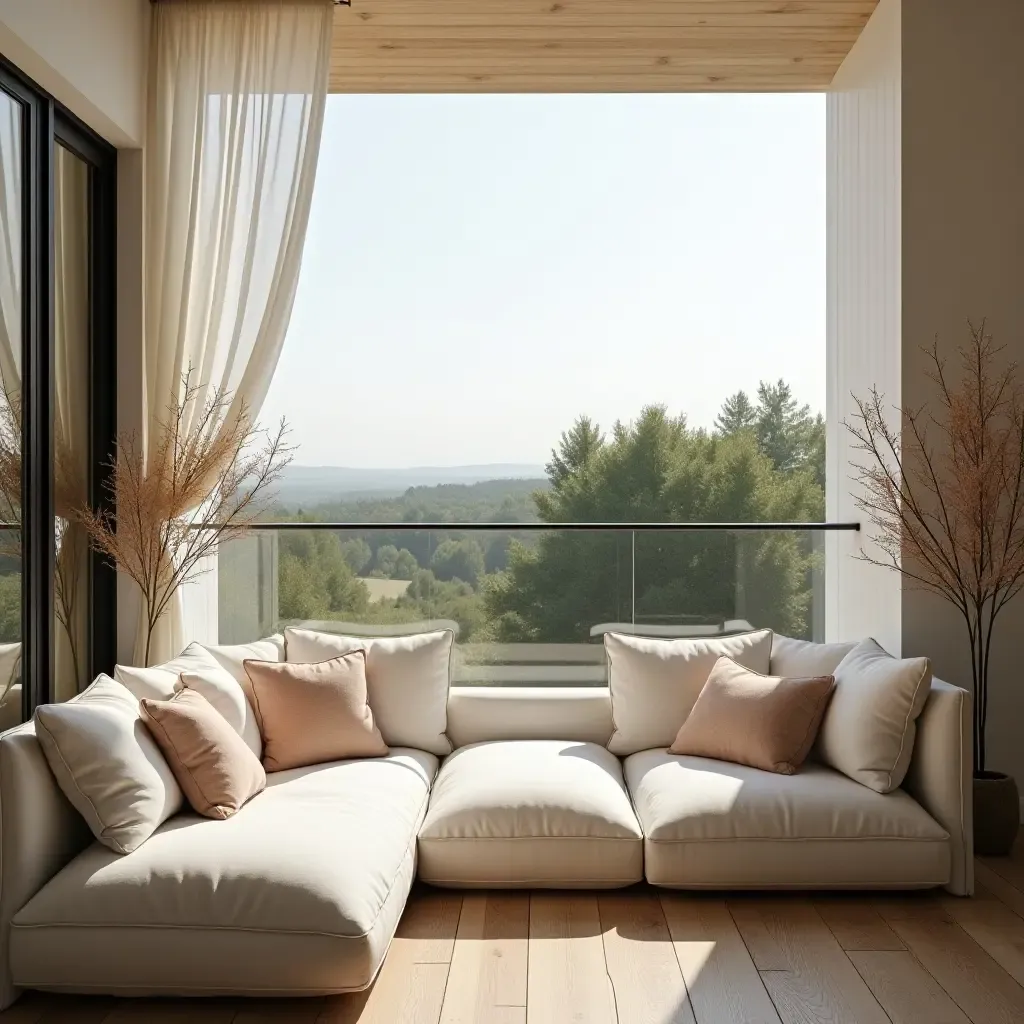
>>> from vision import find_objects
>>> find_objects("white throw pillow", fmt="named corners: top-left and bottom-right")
top-left (770, 635), bottom-right (857, 678)
top-left (284, 627), bottom-right (454, 755)
top-left (115, 643), bottom-right (262, 758)
top-left (0, 641), bottom-right (21, 704)
top-left (201, 634), bottom-right (285, 681)
top-left (34, 675), bottom-right (183, 854)
top-left (816, 638), bottom-right (932, 794)
top-left (604, 629), bottom-right (773, 756)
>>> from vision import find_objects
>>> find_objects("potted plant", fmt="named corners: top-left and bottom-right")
top-left (847, 320), bottom-right (1023, 855)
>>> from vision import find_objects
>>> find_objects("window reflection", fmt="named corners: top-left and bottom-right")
top-left (54, 145), bottom-right (90, 700)
top-left (0, 89), bottom-right (22, 725)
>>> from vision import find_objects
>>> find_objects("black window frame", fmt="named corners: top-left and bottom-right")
top-left (0, 54), bottom-right (117, 719)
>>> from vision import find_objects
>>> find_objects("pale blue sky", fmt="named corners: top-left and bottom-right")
top-left (262, 93), bottom-right (826, 468)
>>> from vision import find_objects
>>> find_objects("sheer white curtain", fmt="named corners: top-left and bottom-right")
top-left (140, 0), bottom-right (332, 664)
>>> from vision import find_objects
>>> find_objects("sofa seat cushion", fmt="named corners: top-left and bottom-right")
top-left (418, 740), bottom-right (643, 888)
top-left (625, 750), bottom-right (951, 889)
top-left (10, 749), bottom-right (437, 997)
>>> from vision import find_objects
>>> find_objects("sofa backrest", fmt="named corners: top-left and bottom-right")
top-left (447, 686), bottom-right (613, 747)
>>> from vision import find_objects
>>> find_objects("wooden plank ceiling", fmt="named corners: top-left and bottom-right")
top-left (330, 1), bottom-right (879, 93)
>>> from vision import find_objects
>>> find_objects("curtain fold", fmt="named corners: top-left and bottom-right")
top-left (140, 0), bottom-right (333, 664)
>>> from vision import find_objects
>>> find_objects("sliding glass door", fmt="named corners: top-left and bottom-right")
top-left (0, 57), bottom-right (116, 724)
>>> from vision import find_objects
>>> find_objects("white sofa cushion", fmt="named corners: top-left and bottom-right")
top-left (10, 749), bottom-right (437, 996)
top-left (770, 634), bottom-right (857, 677)
top-left (604, 629), bottom-right (773, 755)
top-left (818, 638), bottom-right (932, 793)
top-left (33, 676), bottom-right (183, 855)
top-left (625, 749), bottom-right (950, 889)
top-left (115, 643), bottom-right (262, 759)
top-left (285, 627), bottom-right (453, 755)
top-left (418, 740), bottom-right (643, 888)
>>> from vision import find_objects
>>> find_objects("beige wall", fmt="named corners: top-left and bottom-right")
top-left (0, 0), bottom-right (148, 147)
top-left (830, 0), bottom-right (1024, 786)
top-left (826, 0), bottom-right (903, 657)
top-left (900, 0), bottom-right (1024, 783)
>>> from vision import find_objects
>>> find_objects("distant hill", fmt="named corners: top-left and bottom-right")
top-left (273, 464), bottom-right (547, 505)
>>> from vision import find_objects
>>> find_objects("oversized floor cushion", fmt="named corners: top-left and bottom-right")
top-left (10, 749), bottom-right (437, 997)
top-left (625, 750), bottom-right (951, 889)
top-left (418, 740), bottom-right (643, 887)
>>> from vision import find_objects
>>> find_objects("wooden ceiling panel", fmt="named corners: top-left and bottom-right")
top-left (330, 0), bottom-right (879, 92)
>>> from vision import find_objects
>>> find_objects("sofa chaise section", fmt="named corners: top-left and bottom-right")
top-left (6, 746), bottom-right (436, 999)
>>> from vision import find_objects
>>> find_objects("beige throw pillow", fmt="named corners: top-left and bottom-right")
top-left (816, 638), bottom-right (932, 793)
top-left (140, 688), bottom-right (266, 819)
top-left (242, 652), bottom-right (389, 772)
top-left (604, 629), bottom-right (773, 755)
top-left (34, 676), bottom-right (183, 854)
top-left (284, 627), bottom-right (454, 755)
top-left (769, 635), bottom-right (858, 678)
top-left (669, 656), bottom-right (835, 774)
top-left (115, 643), bottom-right (262, 759)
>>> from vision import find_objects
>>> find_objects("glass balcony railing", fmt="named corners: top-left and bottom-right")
top-left (206, 523), bottom-right (855, 687)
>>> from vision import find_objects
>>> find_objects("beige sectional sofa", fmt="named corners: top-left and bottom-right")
top-left (0, 634), bottom-right (972, 1008)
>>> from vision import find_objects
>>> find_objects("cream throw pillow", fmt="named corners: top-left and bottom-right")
top-left (34, 675), bottom-right (183, 854)
top-left (284, 627), bottom-right (454, 755)
top-left (115, 643), bottom-right (262, 759)
top-left (604, 629), bottom-right (773, 755)
top-left (770, 634), bottom-right (857, 678)
top-left (242, 652), bottom-right (389, 772)
top-left (816, 638), bottom-right (932, 793)
top-left (201, 635), bottom-right (285, 681)
top-left (140, 688), bottom-right (266, 819)
top-left (669, 656), bottom-right (835, 774)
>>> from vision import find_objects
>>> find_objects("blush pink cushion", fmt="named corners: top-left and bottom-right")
top-left (139, 688), bottom-right (266, 820)
top-left (241, 651), bottom-right (389, 772)
top-left (669, 656), bottom-right (836, 775)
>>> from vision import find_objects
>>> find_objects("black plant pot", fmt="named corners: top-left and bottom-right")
top-left (973, 771), bottom-right (1020, 856)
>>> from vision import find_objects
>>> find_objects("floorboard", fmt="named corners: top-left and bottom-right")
top-left (876, 896), bottom-right (1024, 1024)
top-left (439, 893), bottom-right (529, 1024)
top-left (597, 891), bottom-right (695, 1024)
top-left (731, 899), bottom-right (890, 1024)
top-left (661, 895), bottom-right (781, 1024)
top-left (813, 897), bottom-right (905, 951)
top-left (526, 893), bottom-right (616, 1024)
top-left (847, 950), bottom-right (970, 1024)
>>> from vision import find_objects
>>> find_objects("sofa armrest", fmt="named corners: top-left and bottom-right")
top-left (902, 678), bottom-right (973, 895)
top-left (0, 721), bottom-right (91, 1008)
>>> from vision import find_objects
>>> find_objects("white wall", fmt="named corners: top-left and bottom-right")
top-left (899, 0), bottom-right (1024, 783)
top-left (825, 0), bottom-right (903, 656)
top-left (0, 0), bottom-right (148, 147)
top-left (829, 0), bottom-right (1024, 786)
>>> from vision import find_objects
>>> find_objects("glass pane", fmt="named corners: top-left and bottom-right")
top-left (0, 88), bottom-right (23, 727)
top-left (632, 528), bottom-right (826, 641)
top-left (53, 144), bottom-right (90, 700)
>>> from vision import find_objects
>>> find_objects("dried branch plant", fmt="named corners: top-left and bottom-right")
top-left (78, 370), bottom-right (294, 666)
top-left (846, 320), bottom-right (1024, 774)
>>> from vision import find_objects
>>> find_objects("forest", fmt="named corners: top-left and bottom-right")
top-left (268, 380), bottom-right (826, 643)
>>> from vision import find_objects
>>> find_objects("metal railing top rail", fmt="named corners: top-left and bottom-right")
top-left (228, 521), bottom-right (860, 532)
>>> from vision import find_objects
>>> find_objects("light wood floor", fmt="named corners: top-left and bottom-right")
top-left (6, 836), bottom-right (1024, 1024)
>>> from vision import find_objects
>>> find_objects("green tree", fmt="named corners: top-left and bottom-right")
top-left (753, 379), bottom-right (816, 474)
top-left (373, 544), bottom-right (400, 578)
top-left (339, 537), bottom-right (372, 574)
top-left (0, 573), bottom-right (20, 643)
top-left (393, 548), bottom-right (419, 580)
top-left (277, 531), bottom-right (369, 621)
top-left (714, 390), bottom-right (757, 436)
top-left (431, 538), bottom-right (485, 586)
top-left (486, 405), bottom-right (822, 642)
